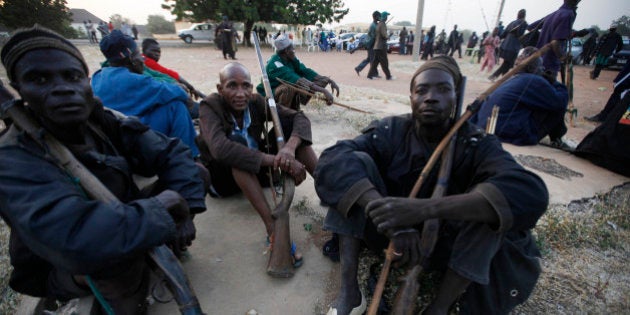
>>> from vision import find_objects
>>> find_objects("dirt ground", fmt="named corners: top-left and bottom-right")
top-left (1, 40), bottom-right (628, 314)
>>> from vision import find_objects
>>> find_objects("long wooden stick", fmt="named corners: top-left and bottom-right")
top-left (367, 40), bottom-right (555, 314)
top-left (275, 77), bottom-right (373, 114)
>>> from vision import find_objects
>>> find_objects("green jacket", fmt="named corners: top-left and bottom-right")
top-left (366, 21), bottom-right (378, 48)
top-left (256, 53), bottom-right (319, 96)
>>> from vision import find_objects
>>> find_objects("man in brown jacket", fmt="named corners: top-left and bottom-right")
top-left (367, 11), bottom-right (394, 80)
top-left (197, 62), bottom-right (318, 266)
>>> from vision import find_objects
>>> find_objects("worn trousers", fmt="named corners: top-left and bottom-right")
top-left (367, 49), bottom-right (391, 79)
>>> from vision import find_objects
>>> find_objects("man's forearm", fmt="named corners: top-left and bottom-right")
top-left (283, 135), bottom-right (302, 153)
top-left (424, 192), bottom-right (499, 225)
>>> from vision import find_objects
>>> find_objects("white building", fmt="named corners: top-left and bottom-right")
top-left (69, 8), bottom-right (106, 40)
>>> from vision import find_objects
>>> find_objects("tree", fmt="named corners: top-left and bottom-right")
top-left (162, 0), bottom-right (348, 46)
top-left (589, 25), bottom-right (602, 36)
top-left (0, 0), bottom-right (74, 37)
top-left (394, 21), bottom-right (413, 27)
top-left (611, 15), bottom-right (630, 36)
top-left (147, 15), bottom-right (176, 34)
top-left (109, 14), bottom-right (132, 30)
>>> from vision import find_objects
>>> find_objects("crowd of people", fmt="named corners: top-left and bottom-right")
top-left (0, 0), bottom-right (627, 313)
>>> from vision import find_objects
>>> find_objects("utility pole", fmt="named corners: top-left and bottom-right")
top-left (413, 0), bottom-right (425, 62)
top-left (496, 0), bottom-right (506, 28)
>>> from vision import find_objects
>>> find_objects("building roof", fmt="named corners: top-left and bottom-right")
top-left (69, 8), bottom-right (106, 24)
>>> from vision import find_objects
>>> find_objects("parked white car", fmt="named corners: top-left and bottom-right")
top-left (178, 23), bottom-right (215, 44)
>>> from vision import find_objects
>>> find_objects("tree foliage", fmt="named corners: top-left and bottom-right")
top-left (161, 0), bottom-right (348, 46)
top-left (147, 15), bottom-right (176, 34)
top-left (394, 21), bottom-right (413, 27)
top-left (109, 14), bottom-right (132, 30)
top-left (611, 15), bottom-right (630, 36)
top-left (0, 0), bottom-right (74, 37)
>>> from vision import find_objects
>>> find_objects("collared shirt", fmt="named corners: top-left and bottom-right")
top-left (230, 107), bottom-right (258, 150)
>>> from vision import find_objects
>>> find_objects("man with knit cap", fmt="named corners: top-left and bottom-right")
top-left (256, 34), bottom-right (340, 110)
top-left (315, 56), bottom-right (548, 314)
top-left (0, 26), bottom-right (205, 313)
top-left (92, 30), bottom-right (200, 157)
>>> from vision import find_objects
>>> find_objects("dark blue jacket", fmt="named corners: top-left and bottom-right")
top-left (471, 73), bottom-right (568, 145)
top-left (0, 106), bottom-right (205, 296)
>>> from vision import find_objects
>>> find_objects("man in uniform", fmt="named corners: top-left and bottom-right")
top-left (315, 56), bottom-right (548, 315)
top-left (0, 26), bottom-right (205, 313)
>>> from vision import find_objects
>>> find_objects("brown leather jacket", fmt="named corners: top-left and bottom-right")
top-left (197, 93), bottom-right (312, 173)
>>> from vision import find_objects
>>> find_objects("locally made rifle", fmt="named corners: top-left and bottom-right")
top-left (253, 32), bottom-right (297, 278)
top-left (1, 100), bottom-right (204, 315)
top-left (367, 40), bottom-right (556, 314)
top-left (275, 78), bottom-right (372, 114)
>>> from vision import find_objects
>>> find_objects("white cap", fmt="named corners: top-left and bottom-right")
top-left (274, 35), bottom-right (291, 51)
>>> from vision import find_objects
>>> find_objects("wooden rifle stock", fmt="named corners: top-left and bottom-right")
top-left (1, 100), bottom-right (204, 315)
top-left (252, 33), bottom-right (297, 278)
top-left (369, 41), bottom-right (556, 314)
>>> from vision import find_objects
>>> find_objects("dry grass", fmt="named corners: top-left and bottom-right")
top-left (0, 221), bottom-right (20, 314)
top-left (346, 184), bottom-right (630, 314)
top-left (516, 183), bottom-right (630, 314)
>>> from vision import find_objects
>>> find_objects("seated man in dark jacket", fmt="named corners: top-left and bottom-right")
top-left (197, 62), bottom-right (318, 269)
top-left (0, 26), bottom-right (206, 313)
top-left (315, 56), bottom-right (548, 315)
top-left (471, 47), bottom-right (569, 147)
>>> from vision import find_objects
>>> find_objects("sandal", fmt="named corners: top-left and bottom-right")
top-left (290, 242), bottom-right (303, 268)
top-left (266, 235), bottom-right (303, 268)
top-left (322, 233), bottom-right (340, 262)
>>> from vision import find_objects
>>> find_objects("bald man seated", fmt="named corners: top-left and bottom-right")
top-left (196, 62), bottom-right (319, 268)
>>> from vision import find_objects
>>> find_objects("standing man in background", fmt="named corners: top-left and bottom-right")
top-left (216, 16), bottom-right (237, 60)
top-left (354, 11), bottom-right (380, 77)
top-left (399, 26), bottom-right (408, 55)
top-left (528, 0), bottom-right (580, 80)
top-left (407, 30), bottom-right (415, 55)
top-left (367, 11), bottom-right (394, 81)
top-left (590, 24), bottom-right (623, 80)
top-left (489, 9), bottom-right (528, 81)
top-left (446, 24), bottom-right (459, 57)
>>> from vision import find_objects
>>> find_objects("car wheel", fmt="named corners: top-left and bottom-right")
top-left (184, 36), bottom-right (193, 44)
